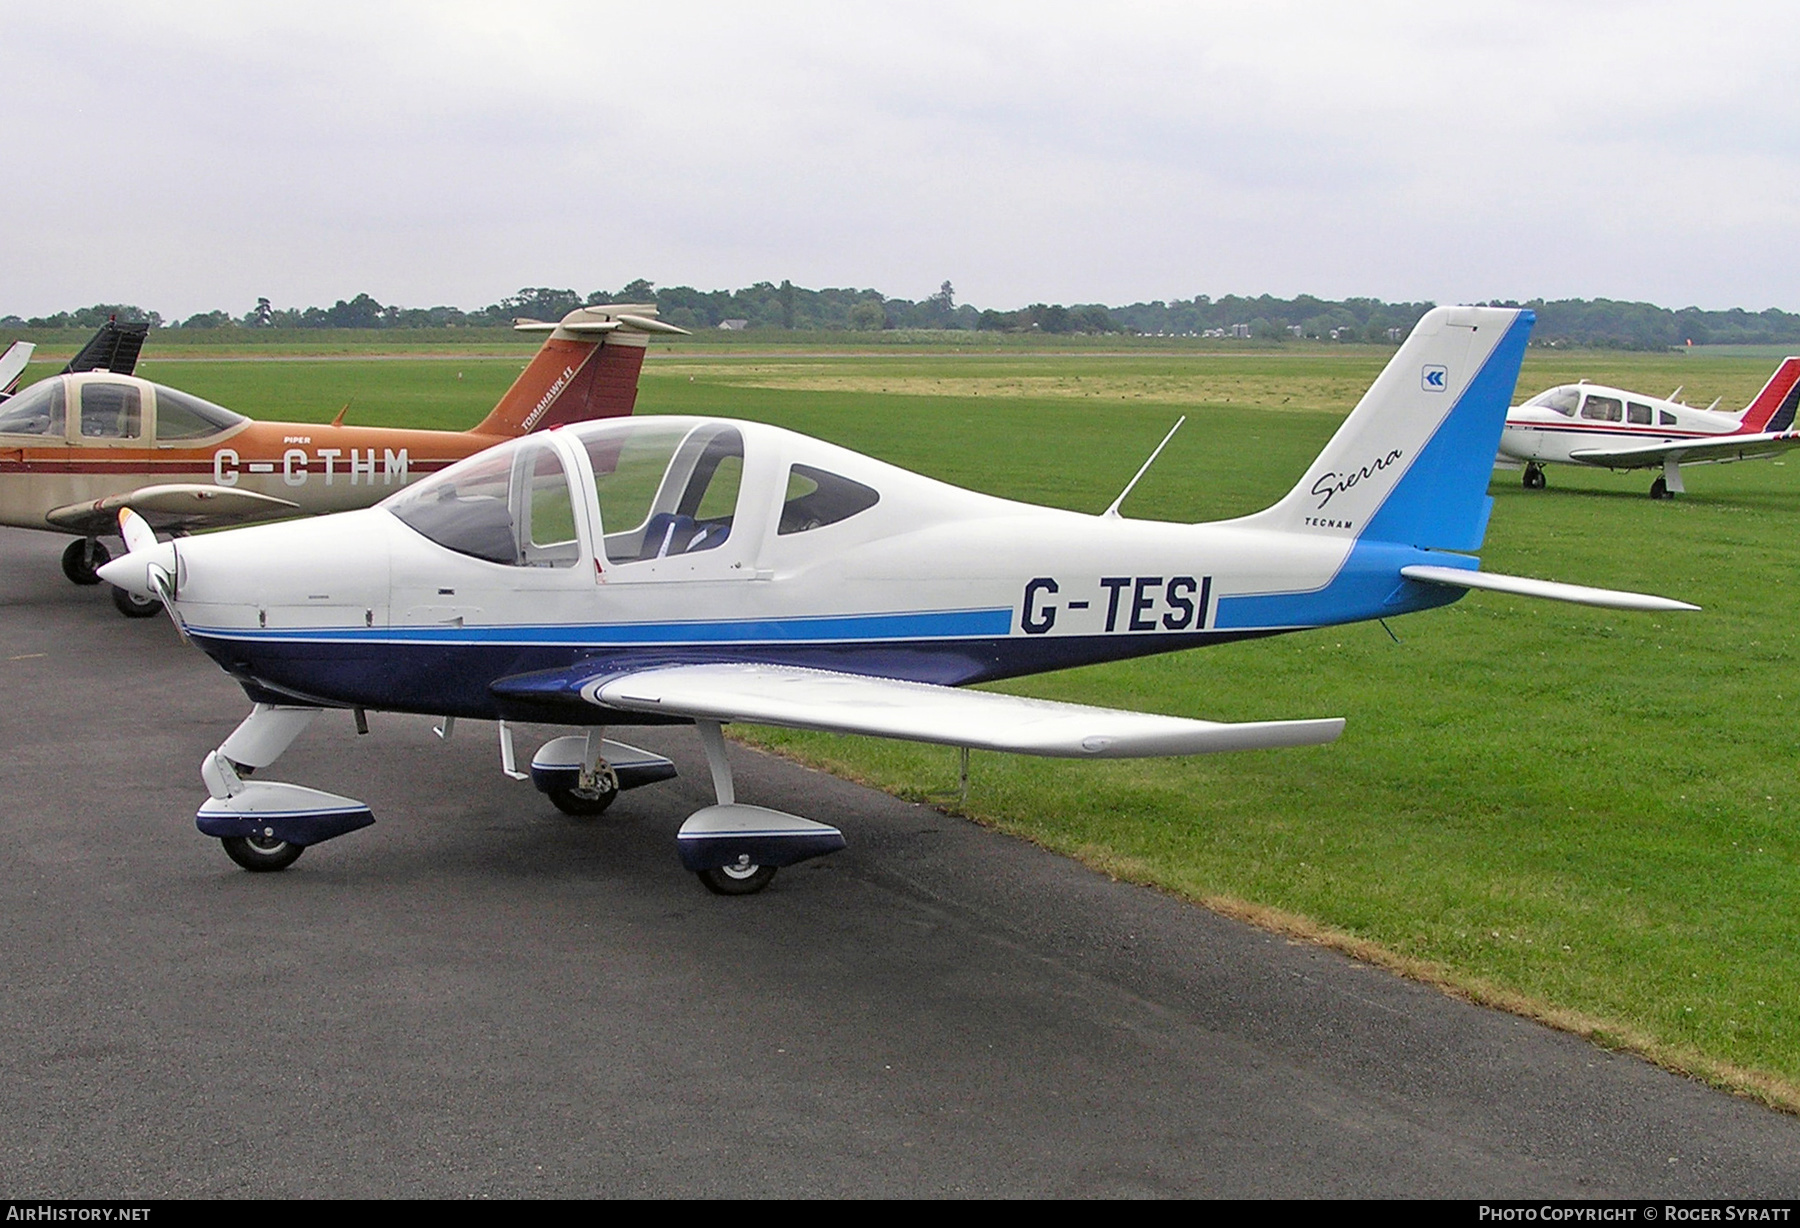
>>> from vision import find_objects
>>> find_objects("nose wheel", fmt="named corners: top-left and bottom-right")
top-left (1522, 464), bottom-right (1546, 490)
top-left (112, 585), bottom-right (162, 618)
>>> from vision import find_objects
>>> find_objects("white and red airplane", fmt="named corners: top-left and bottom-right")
top-left (1498, 358), bottom-right (1800, 498)
top-left (102, 306), bottom-right (1694, 894)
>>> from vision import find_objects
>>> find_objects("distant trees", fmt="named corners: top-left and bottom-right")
top-left (13, 285), bottom-right (1800, 348)
top-left (4, 304), bottom-right (164, 329)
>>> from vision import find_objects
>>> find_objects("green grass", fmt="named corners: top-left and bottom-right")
top-left (23, 338), bottom-right (1800, 1101)
top-left (646, 348), bottom-right (1800, 1103)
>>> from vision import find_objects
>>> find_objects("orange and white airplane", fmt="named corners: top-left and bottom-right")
top-left (0, 305), bottom-right (685, 613)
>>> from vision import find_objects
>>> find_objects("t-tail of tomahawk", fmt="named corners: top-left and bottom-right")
top-left (472, 303), bottom-right (690, 437)
top-left (1232, 305), bottom-right (1697, 614)
top-left (1734, 357), bottom-right (1800, 435)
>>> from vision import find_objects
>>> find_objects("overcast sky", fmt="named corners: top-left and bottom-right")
top-left (5, 1), bottom-right (1798, 318)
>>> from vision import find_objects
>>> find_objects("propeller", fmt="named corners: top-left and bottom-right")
top-left (96, 508), bottom-right (181, 622)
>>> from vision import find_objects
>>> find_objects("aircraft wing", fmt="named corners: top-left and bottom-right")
top-left (1568, 430), bottom-right (1800, 469)
top-left (46, 485), bottom-right (300, 535)
top-left (563, 661), bottom-right (1344, 758)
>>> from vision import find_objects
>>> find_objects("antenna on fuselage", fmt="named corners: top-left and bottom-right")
top-left (1102, 416), bottom-right (1186, 519)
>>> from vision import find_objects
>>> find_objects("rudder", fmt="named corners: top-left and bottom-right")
top-left (1735, 357), bottom-right (1800, 434)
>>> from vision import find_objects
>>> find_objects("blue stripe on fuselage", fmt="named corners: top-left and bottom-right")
top-left (1213, 540), bottom-right (1473, 630)
top-left (184, 606), bottom-right (1016, 646)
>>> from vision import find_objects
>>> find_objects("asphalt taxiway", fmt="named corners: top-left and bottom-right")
top-left (2, 527), bottom-right (1797, 1197)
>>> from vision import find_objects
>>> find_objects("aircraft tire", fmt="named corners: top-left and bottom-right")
top-left (1522, 466), bottom-right (1546, 490)
top-left (1650, 477), bottom-right (1669, 500)
top-left (220, 835), bottom-right (305, 873)
top-left (697, 863), bottom-right (778, 896)
top-left (62, 538), bottom-right (109, 585)
top-left (111, 586), bottom-right (161, 618)
top-left (547, 780), bottom-right (618, 817)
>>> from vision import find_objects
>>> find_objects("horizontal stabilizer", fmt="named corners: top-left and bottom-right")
top-left (47, 484), bottom-right (300, 535)
top-left (0, 341), bottom-right (34, 395)
top-left (587, 662), bottom-right (1344, 758)
top-left (1400, 565), bottom-right (1699, 612)
top-left (61, 320), bottom-right (148, 375)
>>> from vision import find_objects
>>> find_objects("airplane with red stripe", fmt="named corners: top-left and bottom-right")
top-left (0, 305), bottom-right (684, 613)
top-left (1497, 357), bottom-right (1800, 498)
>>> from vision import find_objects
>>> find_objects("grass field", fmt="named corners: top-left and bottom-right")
top-left (23, 341), bottom-right (1800, 1105)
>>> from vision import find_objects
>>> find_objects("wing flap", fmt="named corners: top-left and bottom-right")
top-left (1401, 564), bottom-right (1698, 612)
top-left (1568, 431), bottom-right (1800, 468)
top-left (46, 485), bottom-right (300, 535)
top-left (586, 662), bottom-right (1343, 758)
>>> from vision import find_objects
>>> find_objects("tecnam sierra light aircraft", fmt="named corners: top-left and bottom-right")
top-left (1499, 357), bottom-right (1800, 498)
top-left (104, 306), bottom-right (1694, 895)
top-left (0, 305), bottom-right (683, 614)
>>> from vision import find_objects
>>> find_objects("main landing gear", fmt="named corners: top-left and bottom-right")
top-left (1522, 463), bottom-right (1546, 490)
top-left (193, 707), bottom-right (840, 896)
top-left (61, 537), bottom-right (110, 585)
top-left (221, 833), bottom-right (306, 872)
top-left (1650, 460), bottom-right (1685, 500)
top-left (670, 721), bottom-right (846, 895)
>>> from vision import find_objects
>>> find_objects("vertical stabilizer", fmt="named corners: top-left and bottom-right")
top-left (472, 304), bottom-right (687, 437)
top-left (1734, 357), bottom-right (1800, 434)
top-left (1232, 306), bottom-right (1534, 552)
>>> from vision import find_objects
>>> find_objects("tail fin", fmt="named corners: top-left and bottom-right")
top-left (1232, 305), bottom-right (1533, 552)
top-left (1734, 357), bottom-right (1800, 434)
top-left (62, 319), bottom-right (149, 375)
top-left (472, 303), bottom-right (689, 437)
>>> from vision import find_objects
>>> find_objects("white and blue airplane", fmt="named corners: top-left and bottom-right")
top-left (102, 305), bottom-right (1694, 894)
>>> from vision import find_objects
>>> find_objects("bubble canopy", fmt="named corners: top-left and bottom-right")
top-left (382, 418), bottom-right (879, 570)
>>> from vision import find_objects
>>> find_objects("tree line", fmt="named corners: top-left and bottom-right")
top-left (7, 283), bottom-right (1799, 348)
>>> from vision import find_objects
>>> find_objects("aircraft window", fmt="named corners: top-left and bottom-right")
top-left (1580, 395), bottom-right (1623, 423)
top-left (1660, 410), bottom-right (1677, 426)
top-left (79, 381), bottom-right (143, 439)
top-left (385, 437), bottom-right (578, 567)
top-left (0, 380), bottom-right (64, 436)
top-left (155, 386), bottom-right (246, 440)
top-left (778, 464), bottom-right (880, 535)
top-left (585, 422), bottom-right (744, 563)
top-left (1628, 401), bottom-right (1653, 425)
top-left (1524, 388), bottom-right (1579, 416)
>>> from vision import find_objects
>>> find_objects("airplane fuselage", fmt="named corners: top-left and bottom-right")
top-left (144, 417), bottom-right (1468, 725)
top-left (0, 372), bottom-right (510, 531)
top-left (1498, 384), bottom-right (1742, 467)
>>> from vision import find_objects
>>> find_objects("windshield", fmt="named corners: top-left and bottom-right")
top-left (385, 436), bottom-right (578, 567)
top-left (1523, 387), bottom-right (1580, 416)
top-left (0, 379), bottom-right (65, 436)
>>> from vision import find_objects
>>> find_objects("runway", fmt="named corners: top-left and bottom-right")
top-left (2, 527), bottom-right (1797, 1197)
